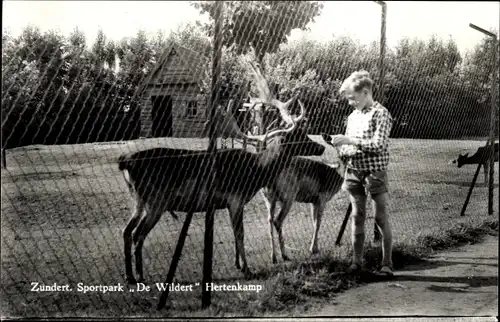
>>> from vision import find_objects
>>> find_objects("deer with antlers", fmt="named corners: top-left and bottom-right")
top-left (118, 62), bottom-right (326, 283)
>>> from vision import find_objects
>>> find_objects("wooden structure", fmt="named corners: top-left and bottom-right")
top-left (138, 44), bottom-right (209, 138)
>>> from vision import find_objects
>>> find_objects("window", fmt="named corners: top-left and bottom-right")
top-left (186, 101), bottom-right (198, 118)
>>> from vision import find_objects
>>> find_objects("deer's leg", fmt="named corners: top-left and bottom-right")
top-left (228, 202), bottom-right (252, 278)
top-left (309, 201), bottom-right (325, 255)
top-left (133, 207), bottom-right (163, 283)
top-left (274, 200), bottom-right (293, 261)
top-left (133, 213), bottom-right (147, 246)
top-left (123, 199), bottom-right (145, 284)
top-left (228, 205), bottom-right (241, 270)
top-left (133, 204), bottom-right (168, 245)
top-left (133, 209), bottom-right (162, 282)
top-left (263, 190), bottom-right (279, 264)
top-left (230, 206), bottom-right (241, 270)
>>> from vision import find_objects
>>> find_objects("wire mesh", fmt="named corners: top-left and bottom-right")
top-left (1, 1), bottom-right (499, 317)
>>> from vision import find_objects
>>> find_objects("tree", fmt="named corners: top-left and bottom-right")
top-left (462, 32), bottom-right (499, 93)
top-left (92, 28), bottom-right (107, 69)
top-left (167, 21), bottom-right (212, 57)
top-left (117, 30), bottom-right (154, 87)
top-left (191, 1), bottom-right (324, 64)
top-left (461, 31), bottom-right (499, 137)
top-left (3, 28), bottom-right (59, 146)
top-left (192, 0), bottom-right (323, 147)
top-left (150, 30), bottom-right (168, 66)
top-left (444, 36), bottom-right (462, 74)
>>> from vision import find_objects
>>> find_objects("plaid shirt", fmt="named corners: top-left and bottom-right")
top-left (339, 102), bottom-right (393, 172)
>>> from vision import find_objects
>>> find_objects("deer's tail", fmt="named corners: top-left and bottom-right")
top-left (118, 154), bottom-right (135, 191)
top-left (118, 154), bottom-right (131, 171)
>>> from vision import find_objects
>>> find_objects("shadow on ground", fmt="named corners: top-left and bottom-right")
top-left (399, 258), bottom-right (498, 270)
top-left (394, 274), bottom-right (498, 290)
top-left (425, 179), bottom-right (499, 188)
top-left (6, 171), bottom-right (80, 182)
top-left (352, 259), bottom-right (498, 293)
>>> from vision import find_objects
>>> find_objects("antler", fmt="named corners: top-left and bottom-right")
top-left (206, 98), bottom-right (304, 143)
top-left (271, 94), bottom-right (300, 126)
top-left (247, 60), bottom-right (298, 125)
top-left (204, 99), bottom-right (262, 142)
top-left (248, 61), bottom-right (272, 103)
top-left (244, 99), bottom-right (305, 142)
top-left (244, 60), bottom-right (306, 139)
top-left (206, 59), bottom-right (306, 143)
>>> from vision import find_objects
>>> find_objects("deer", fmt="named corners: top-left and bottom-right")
top-left (261, 134), bottom-right (345, 263)
top-left (118, 63), bottom-right (326, 284)
top-left (451, 142), bottom-right (499, 185)
top-left (262, 128), bottom-right (389, 264)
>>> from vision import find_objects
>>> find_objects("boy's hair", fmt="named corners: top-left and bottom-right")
top-left (339, 70), bottom-right (373, 95)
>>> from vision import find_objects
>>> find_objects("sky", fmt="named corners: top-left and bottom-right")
top-left (2, 1), bottom-right (499, 55)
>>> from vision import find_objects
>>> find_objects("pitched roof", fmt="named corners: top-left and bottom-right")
top-left (150, 43), bottom-right (208, 86)
top-left (135, 43), bottom-right (209, 98)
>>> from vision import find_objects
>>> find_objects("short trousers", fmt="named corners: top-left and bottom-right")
top-left (341, 167), bottom-right (389, 196)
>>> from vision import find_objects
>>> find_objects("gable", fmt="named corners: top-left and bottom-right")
top-left (148, 44), bottom-right (207, 86)
top-left (150, 51), bottom-right (198, 85)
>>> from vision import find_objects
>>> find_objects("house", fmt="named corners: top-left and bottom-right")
top-left (137, 43), bottom-right (210, 138)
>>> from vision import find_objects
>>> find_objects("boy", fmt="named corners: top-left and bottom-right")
top-left (330, 70), bottom-right (394, 276)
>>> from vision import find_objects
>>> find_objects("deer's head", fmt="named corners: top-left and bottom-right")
top-left (319, 132), bottom-right (347, 177)
top-left (454, 153), bottom-right (469, 167)
top-left (206, 61), bottom-right (325, 157)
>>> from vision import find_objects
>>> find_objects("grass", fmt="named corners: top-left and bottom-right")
top-left (247, 219), bottom-right (499, 317)
top-left (1, 137), bottom-right (498, 318)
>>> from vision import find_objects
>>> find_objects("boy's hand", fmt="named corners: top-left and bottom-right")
top-left (331, 135), bottom-right (358, 146)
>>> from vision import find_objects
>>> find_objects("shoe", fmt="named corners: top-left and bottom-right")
top-left (378, 265), bottom-right (394, 277)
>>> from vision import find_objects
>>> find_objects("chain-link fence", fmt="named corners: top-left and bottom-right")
top-left (1, 1), bottom-right (499, 317)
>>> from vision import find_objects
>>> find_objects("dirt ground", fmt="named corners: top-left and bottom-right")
top-left (307, 234), bottom-right (498, 318)
top-left (1, 138), bottom-right (498, 317)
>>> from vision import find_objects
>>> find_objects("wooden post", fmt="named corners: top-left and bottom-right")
top-left (335, 203), bottom-right (352, 246)
top-left (1, 148), bottom-right (6, 169)
top-left (468, 23), bottom-right (498, 215)
top-left (157, 2), bottom-right (224, 311)
top-left (461, 161), bottom-right (483, 216)
top-left (377, 1), bottom-right (387, 104)
top-left (254, 104), bottom-right (266, 152)
top-left (201, 0), bottom-right (223, 309)
top-left (373, 1), bottom-right (386, 242)
top-left (156, 211), bottom-right (195, 310)
top-left (487, 38), bottom-right (497, 215)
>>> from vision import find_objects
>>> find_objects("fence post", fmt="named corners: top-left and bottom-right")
top-left (373, 1), bottom-right (387, 103)
top-left (202, 0), bottom-right (224, 309)
top-left (373, 1), bottom-right (387, 242)
top-left (468, 23), bottom-right (498, 215)
top-left (1, 148), bottom-right (6, 169)
top-left (487, 37), bottom-right (498, 215)
top-left (156, 2), bottom-right (224, 311)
